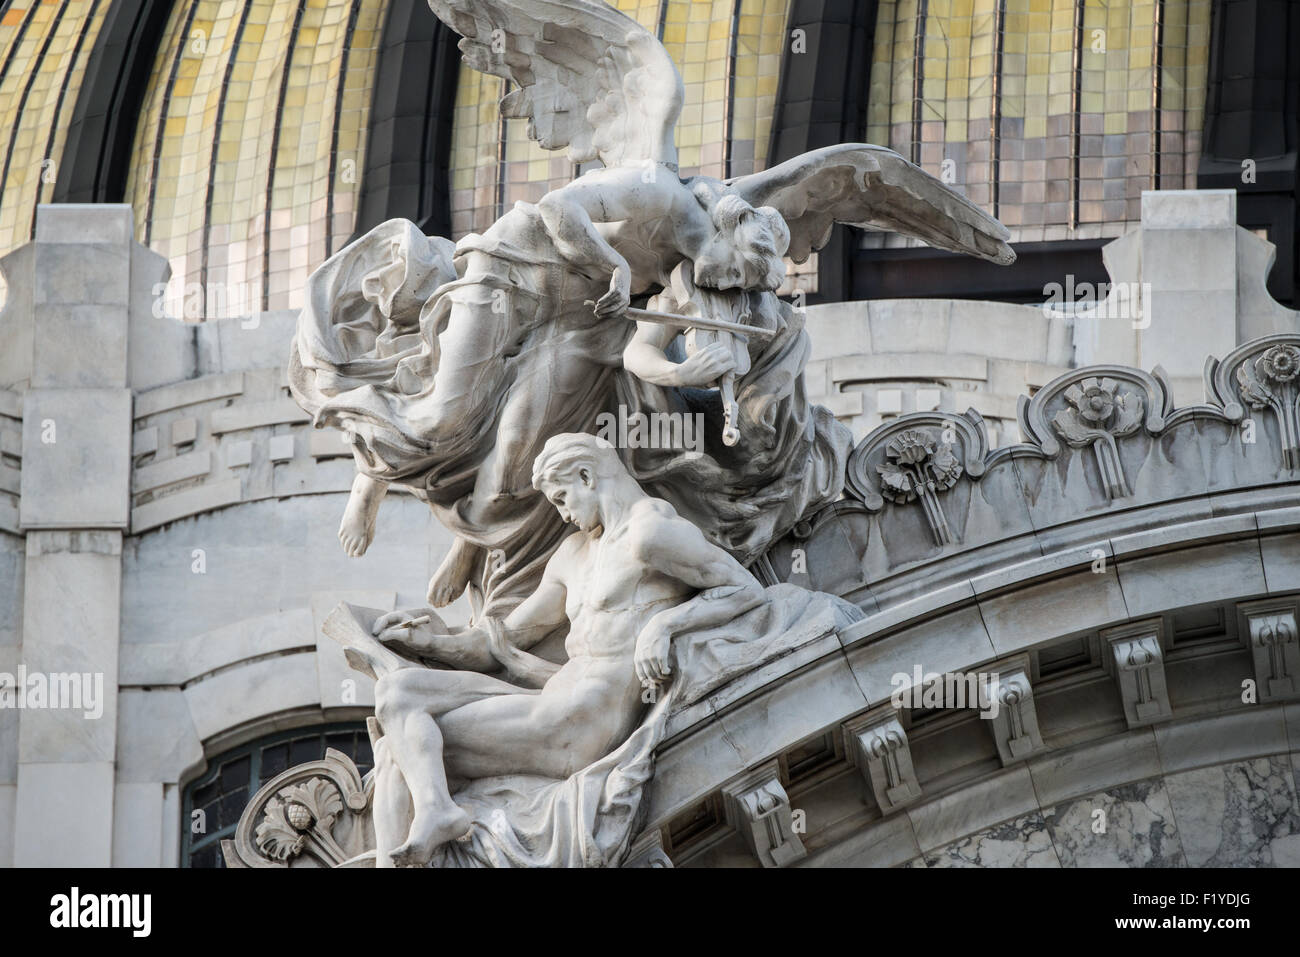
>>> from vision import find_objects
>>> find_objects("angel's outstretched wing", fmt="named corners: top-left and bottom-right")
top-left (725, 143), bottom-right (1016, 265)
top-left (429, 0), bottom-right (683, 168)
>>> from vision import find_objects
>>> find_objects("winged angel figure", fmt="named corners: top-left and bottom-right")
top-left (282, 0), bottom-right (1019, 869)
top-left (290, 0), bottom-right (1014, 638)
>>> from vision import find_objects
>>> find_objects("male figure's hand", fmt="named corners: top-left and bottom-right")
top-left (372, 608), bottom-right (447, 656)
top-left (634, 622), bottom-right (673, 686)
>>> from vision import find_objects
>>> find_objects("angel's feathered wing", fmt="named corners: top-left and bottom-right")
top-left (726, 143), bottom-right (1016, 266)
top-left (428, 0), bottom-right (683, 168)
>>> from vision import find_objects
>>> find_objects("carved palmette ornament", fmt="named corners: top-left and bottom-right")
top-left (875, 428), bottom-right (963, 546)
top-left (223, 748), bottom-right (374, 868)
top-left (1203, 334), bottom-right (1300, 470)
top-left (256, 777), bottom-right (347, 864)
top-left (1016, 363), bottom-right (1168, 505)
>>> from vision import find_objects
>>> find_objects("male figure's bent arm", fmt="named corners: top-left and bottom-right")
top-left (631, 510), bottom-right (765, 684)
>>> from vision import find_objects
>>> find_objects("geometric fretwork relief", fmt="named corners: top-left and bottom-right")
top-left (116, 334), bottom-right (1300, 563)
top-left (0, 389), bottom-right (19, 534)
top-left (130, 367), bottom-right (358, 533)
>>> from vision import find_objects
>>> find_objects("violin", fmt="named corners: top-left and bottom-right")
top-left (664, 260), bottom-right (753, 447)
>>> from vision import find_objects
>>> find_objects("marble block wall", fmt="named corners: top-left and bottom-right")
top-left (907, 756), bottom-right (1300, 869)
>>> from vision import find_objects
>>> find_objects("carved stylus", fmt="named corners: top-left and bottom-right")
top-left (395, 615), bottom-right (432, 630)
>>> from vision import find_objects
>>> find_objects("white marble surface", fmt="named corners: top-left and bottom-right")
top-left (1044, 778), bottom-right (1185, 867)
top-left (1165, 757), bottom-right (1300, 867)
top-left (921, 811), bottom-right (1062, 868)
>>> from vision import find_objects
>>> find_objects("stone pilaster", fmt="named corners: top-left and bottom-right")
top-left (10, 205), bottom-right (143, 865)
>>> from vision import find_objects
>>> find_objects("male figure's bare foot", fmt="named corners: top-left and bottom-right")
top-left (339, 473), bottom-right (388, 557)
top-left (427, 537), bottom-right (479, 607)
top-left (390, 805), bottom-right (471, 867)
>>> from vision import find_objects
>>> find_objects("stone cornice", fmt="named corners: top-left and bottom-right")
top-left (644, 499), bottom-right (1300, 852)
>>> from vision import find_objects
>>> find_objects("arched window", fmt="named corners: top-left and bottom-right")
top-left (182, 722), bottom-right (373, 868)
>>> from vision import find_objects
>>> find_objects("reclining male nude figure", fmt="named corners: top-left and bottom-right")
top-left (363, 432), bottom-right (766, 867)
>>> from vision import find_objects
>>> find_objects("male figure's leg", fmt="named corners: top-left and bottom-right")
top-left (373, 668), bottom-right (537, 865)
top-left (371, 738), bottom-right (411, 868)
top-left (338, 472), bottom-right (388, 557)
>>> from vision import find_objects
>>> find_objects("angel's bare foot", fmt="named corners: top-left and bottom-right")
top-left (390, 805), bottom-right (470, 867)
top-left (339, 474), bottom-right (388, 557)
top-left (339, 510), bottom-right (374, 557)
top-left (427, 538), bottom-right (479, 607)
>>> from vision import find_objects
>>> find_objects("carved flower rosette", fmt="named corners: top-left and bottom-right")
top-left (875, 429), bottom-right (963, 505)
top-left (874, 428), bottom-right (963, 546)
top-left (1236, 343), bottom-right (1300, 468)
top-left (1050, 376), bottom-right (1144, 499)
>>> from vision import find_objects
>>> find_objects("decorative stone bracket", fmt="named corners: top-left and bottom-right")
top-left (721, 761), bottom-right (807, 868)
top-left (1239, 599), bottom-right (1300, 702)
top-left (622, 828), bottom-right (673, 868)
top-left (843, 707), bottom-right (922, 814)
top-left (980, 657), bottom-right (1047, 765)
top-left (1102, 620), bottom-right (1173, 727)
